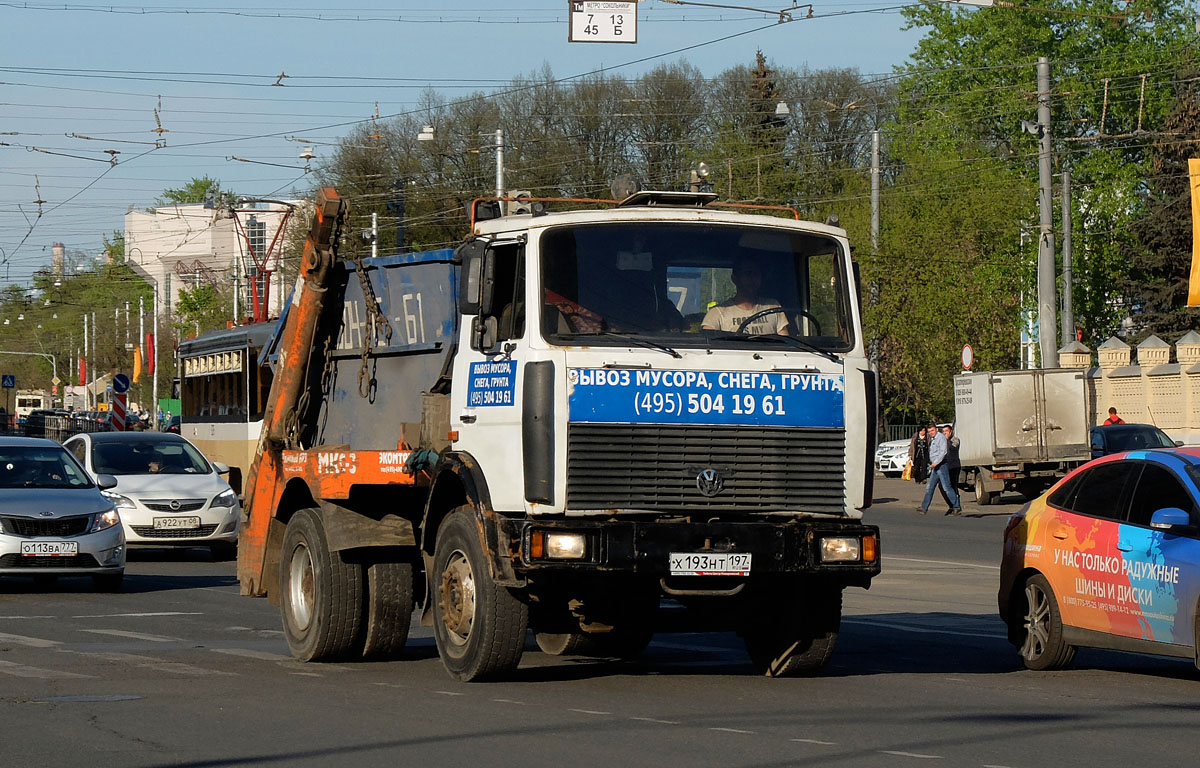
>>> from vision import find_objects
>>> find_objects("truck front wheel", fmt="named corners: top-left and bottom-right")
top-left (432, 508), bottom-right (528, 681)
top-left (743, 582), bottom-right (841, 677)
top-left (279, 508), bottom-right (364, 661)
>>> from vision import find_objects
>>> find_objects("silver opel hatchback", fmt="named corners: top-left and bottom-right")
top-left (0, 437), bottom-right (126, 591)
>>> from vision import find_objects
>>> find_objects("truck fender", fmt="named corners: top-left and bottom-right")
top-left (315, 499), bottom-right (417, 552)
top-left (418, 452), bottom-right (524, 626)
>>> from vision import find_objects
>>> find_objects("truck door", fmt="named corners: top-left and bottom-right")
top-left (1041, 370), bottom-right (1087, 459)
top-left (991, 372), bottom-right (1039, 460)
top-left (452, 238), bottom-right (529, 512)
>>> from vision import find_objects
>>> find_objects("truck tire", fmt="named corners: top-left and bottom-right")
top-left (279, 508), bottom-right (364, 662)
top-left (974, 474), bottom-right (995, 506)
top-left (360, 560), bottom-right (415, 660)
top-left (432, 507), bottom-right (528, 681)
top-left (743, 584), bottom-right (841, 677)
top-left (1017, 574), bottom-right (1074, 671)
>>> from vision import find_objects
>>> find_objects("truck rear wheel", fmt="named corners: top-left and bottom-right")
top-left (974, 474), bottom-right (996, 506)
top-left (743, 584), bottom-right (841, 677)
top-left (279, 508), bottom-right (364, 661)
top-left (360, 560), bottom-right (415, 660)
top-left (432, 508), bottom-right (528, 681)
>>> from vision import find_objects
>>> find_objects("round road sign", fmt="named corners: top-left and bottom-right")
top-left (961, 344), bottom-right (975, 371)
top-left (112, 373), bottom-right (131, 394)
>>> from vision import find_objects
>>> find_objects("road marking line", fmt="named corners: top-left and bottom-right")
top-left (982, 765), bottom-right (1017, 768)
top-left (879, 750), bottom-right (943, 759)
top-left (630, 717), bottom-right (681, 725)
top-left (0, 660), bottom-right (91, 679)
top-left (885, 556), bottom-right (1001, 571)
top-left (72, 612), bottom-right (204, 618)
top-left (791, 738), bottom-right (837, 745)
top-left (842, 618), bottom-right (1007, 641)
top-left (0, 615), bottom-right (56, 620)
top-left (570, 708), bottom-right (611, 715)
top-left (0, 631), bottom-right (60, 648)
top-left (66, 651), bottom-right (234, 676)
top-left (80, 629), bottom-right (182, 642)
top-left (290, 672), bottom-right (323, 677)
top-left (434, 690), bottom-right (465, 696)
top-left (492, 698), bottom-right (527, 705)
top-left (709, 727), bottom-right (755, 734)
top-left (210, 648), bottom-right (293, 661)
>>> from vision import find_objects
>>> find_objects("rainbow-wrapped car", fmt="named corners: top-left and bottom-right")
top-left (999, 448), bottom-right (1200, 670)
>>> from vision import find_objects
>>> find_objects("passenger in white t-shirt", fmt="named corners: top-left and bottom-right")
top-left (701, 259), bottom-right (789, 335)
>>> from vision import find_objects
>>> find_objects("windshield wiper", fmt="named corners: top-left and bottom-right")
top-left (592, 331), bottom-right (682, 359)
top-left (709, 333), bottom-right (840, 363)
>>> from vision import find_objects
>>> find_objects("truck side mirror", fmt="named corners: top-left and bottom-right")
top-left (458, 240), bottom-right (487, 315)
top-left (471, 315), bottom-right (498, 351)
top-left (1089, 433), bottom-right (1104, 453)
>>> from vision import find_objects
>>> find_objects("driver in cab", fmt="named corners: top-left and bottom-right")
top-left (701, 258), bottom-right (788, 335)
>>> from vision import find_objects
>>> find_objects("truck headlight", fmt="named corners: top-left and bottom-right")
top-left (529, 531), bottom-right (587, 560)
top-left (820, 536), bottom-right (861, 562)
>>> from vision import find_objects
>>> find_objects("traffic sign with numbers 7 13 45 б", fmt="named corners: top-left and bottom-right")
top-left (568, 1), bottom-right (636, 43)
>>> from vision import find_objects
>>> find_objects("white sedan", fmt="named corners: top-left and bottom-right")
top-left (875, 438), bottom-right (910, 477)
top-left (63, 432), bottom-right (239, 560)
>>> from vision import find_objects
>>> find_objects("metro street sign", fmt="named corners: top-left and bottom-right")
top-left (568, 1), bottom-right (637, 44)
top-left (1, 374), bottom-right (13, 389)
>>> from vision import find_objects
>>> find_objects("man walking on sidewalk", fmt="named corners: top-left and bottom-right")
top-left (919, 424), bottom-right (961, 515)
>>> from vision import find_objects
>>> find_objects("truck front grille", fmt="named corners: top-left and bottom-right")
top-left (566, 424), bottom-right (846, 514)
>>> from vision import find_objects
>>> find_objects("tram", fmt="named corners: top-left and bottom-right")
top-left (177, 323), bottom-right (275, 495)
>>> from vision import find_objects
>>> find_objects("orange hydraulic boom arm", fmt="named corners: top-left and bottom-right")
top-left (237, 188), bottom-right (345, 597)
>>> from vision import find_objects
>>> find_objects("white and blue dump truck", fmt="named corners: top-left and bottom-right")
top-left (239, 187), bottom-right (880, 680)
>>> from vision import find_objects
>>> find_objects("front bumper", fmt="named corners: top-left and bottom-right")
top-left (0, 525), bottom-right (125, 575)
top-left (498, 518), bottom-right (880, 586)
top-left (120, 504), bottom-right (240, 547)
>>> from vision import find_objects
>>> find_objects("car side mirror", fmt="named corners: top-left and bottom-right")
top-left (95, 473), bottom-right (118, 491)
top-left (1150, 507), bottom-right (1192, 531)
top-left (1175, 440), bottom-right (1184, 448)
top-left (212, 461), bottom-right (230, 475)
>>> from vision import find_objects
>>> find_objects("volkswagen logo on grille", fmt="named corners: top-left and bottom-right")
top-left (169, 499), bottom-right (182, 511)
top-left (696, 468), bottom-right (724, 497)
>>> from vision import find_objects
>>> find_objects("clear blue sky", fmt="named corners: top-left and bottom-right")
top-left (0, 1), bottom-right (924, 288)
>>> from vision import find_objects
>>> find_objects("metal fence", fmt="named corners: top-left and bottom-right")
top-left (0, 414), bottom-right (112, 444)
top-left (884, 424), bottom-right (921, 443)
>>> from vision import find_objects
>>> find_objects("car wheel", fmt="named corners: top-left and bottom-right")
top-left (1018, 574), bottom-right (1075, 670)
top-left (432, 507), bottom-right (527, 681)
top-left (93, 571), bottom-right (124, 592)
top-left (359, 560), bottom-right (415, 660)
top-left (279, 508), bottom-right (364, 661)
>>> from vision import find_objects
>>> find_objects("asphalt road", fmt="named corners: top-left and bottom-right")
top-left (2, 478), bottom-right (1199, 768)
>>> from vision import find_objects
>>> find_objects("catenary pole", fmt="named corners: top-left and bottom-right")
top-left (1036, 57), bottom-right (1057, 368)
top-left (1060, 169), bottom-right (1074, 347)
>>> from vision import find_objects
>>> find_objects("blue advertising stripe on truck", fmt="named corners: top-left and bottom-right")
top-left (567, 367), bottom-right (844, 427)
top-left (467, 360), bottom-right (517, 407)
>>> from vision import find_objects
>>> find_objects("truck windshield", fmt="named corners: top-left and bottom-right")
top-left (539, 222), bottom-right (854, 352)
